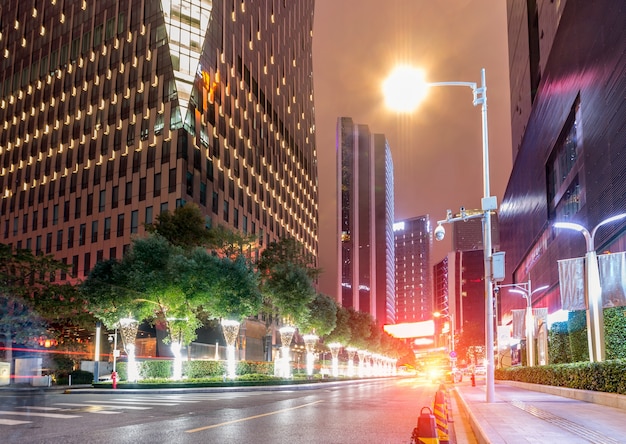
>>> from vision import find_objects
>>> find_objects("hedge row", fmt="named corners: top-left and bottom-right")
top-left (115, 359), bottom-right (275, 381)
top-left (495, 359), bottom-right (626, 394)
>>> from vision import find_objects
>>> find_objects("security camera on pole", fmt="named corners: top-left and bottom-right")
top-left (384, 67), bottom-right (501, 402)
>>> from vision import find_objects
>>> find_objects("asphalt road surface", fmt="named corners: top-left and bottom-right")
top-left (0, 378), bottom-right (456, 443)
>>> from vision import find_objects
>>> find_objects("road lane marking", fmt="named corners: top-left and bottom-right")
top-left (0, 418), bottom-right (32, 425)
top-left (185, 400), bottom-right (324, 433)
top-left (111, 397), bottom-right (201, 403)
top-left (53, 403), bottom-right (151, 410)
top-left (0, 410), bottom-right (81, 419)
top-left (16, 406), bottom-right (61, 411)
top-left (87, 399), bottom-right (178, 406)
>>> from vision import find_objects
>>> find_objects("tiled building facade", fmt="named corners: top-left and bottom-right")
top-left (0, 0), bottom-right (318, 279)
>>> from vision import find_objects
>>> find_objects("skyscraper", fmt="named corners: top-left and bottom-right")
top-left (394, 215), bottom-right (432, 324)
top-left (0, 1), bottom-right (318, 279)
top-left (337, 117), bottom-right (395, 326)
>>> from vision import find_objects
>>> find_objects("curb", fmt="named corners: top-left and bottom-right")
top-left (452, 386), bottom-right (489, 444)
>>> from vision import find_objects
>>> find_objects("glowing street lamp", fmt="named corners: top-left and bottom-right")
top-left (303, 334), bottom-right (318, 377)
top-left (279, 325), bottom-right (296, 378)
top-left (328, 343), bottom-right (342, 377)
top-left (221, 319), bottom-right (240, 379)
top-left (498, 280), bottom-right (548, 367)
top-left (384, 67), bottom-right (497, 402)
top-left (119, 317), bottom-right (139, 382)
top-left (554, 213), bottom-right (626, 362)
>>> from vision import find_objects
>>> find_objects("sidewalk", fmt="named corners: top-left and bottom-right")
top-left (453, 379), bottom-right (626, 444)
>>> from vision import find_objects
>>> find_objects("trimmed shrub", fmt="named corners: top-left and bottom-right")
top-left (140, 360), bottom-right (173, 379)
top-left (183, 360), bottom-right (225, 378)
top-left (495, 359), bottom-right (626, 394)
top-left (236, 361), bottom-right (273, 375)
top-left (568, 310), bottom-right (589, 362)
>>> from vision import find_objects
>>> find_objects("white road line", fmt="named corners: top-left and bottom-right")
top-left (16, 406), bottom-right (61, 411)
top-left (0, 418), bottom-right (32, 425)
top-left (92, 410), bottom-right (122, 414)
top-left (53, 403), bottom-right (151, 410)
top-left (110, 397), bottom-right (200, 403)
top-left (0, 410), bottom-right (81, 419)
top-left (87, 399), bottom-right (177, 406)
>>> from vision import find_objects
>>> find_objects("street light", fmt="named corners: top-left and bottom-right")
top-left (554, 213), bottom-right (626, 362)
top-left (497, 280), bottom-right (548, 367)
top-left (383, 67), bottom-right (497, 402)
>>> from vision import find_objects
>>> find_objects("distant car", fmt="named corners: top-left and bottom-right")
top-left (474, 366), bottom-right (487, 376)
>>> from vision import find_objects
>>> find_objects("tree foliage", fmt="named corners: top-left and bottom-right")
top-left (145, 203), bottom-right (212, 249)
top-left (0, 244), bottom-right (92, 347)
top-left (257, 237), bottom-right (318, 327)
top-left (324, 306), bottom-right (352, 345)
top-left (81, 234), bottom-right (261, 345)
top-left (298, 293), bottom-right (337, 337)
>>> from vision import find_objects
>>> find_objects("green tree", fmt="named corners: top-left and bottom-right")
top-left (145, 203), bottom-right (212, 249)
top-left (257, 237), bottom-right (318, 331)
top-left (0, 244), bottom-right (92, 378)
top-left (346, 309), bottom-right (374, 350)
top-left (324, 306), bottom-right (352, 345)
top-left (81, 234), bottom-right (261, 348)
top-left (205, 225), bottom-right (258, 260)
top-left (298, 293), bottom-right (337, 337)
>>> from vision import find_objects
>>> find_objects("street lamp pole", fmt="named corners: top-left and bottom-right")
top-left (384, 67), bottom-right (497, 402)
top-left (554, 213), bottom-right (626, 362)
top-left (498, 280), bottom-right (548, 367)
top-left (432, 71), bottom-right (496, 403)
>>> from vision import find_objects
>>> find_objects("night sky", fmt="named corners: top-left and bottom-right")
top-left (312, 0), bottom-right (513, 298)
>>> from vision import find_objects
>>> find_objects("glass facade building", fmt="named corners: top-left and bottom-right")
top-left (337, 117), bottom-right (395, 326)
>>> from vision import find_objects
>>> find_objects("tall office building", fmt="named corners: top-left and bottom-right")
top-left (0, 1), bottom-right (318, 280)
top-left (393, 216), bottom-right (432, 323)
top-left (499, 0), bottom-right (626, 323)
top-left (337, 117), bottom-right (395, 326)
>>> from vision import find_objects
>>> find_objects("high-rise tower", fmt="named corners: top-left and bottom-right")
top-left (0, 1), bottom-right (318, 279)
top-left (394, 215), bottom-right (432, 324)
top-left (337, 117), bottom-right (395, 326)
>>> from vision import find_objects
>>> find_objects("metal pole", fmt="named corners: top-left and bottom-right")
top-left (113, 326), bottom-right (118, 372)
top-left (526, 280), bottom-right (535, 367)
top-left (586, 249), bottom-right (603, 362)
top-left (478, 68), bottom-right (496, 403)
top-left (93, 322), bottom-right (101, 383)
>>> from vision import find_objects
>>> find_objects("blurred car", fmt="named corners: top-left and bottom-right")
top-left (428, 366), bottom-right (462, 384)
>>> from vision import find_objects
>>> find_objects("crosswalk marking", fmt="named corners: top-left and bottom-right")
top-left (0, 410), bottom-right (81, 419)
top-left (112, 397), bottom-right (200, 403)
top-left (1, 392), bottom-right (258, 427)
top-left (87, 399), bottom-right (178, 406)
top-left (53, 402), bottom-right (151, 410)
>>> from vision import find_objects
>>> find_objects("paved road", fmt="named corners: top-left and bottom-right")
top-left (0, 378), bottom-right (461, 443)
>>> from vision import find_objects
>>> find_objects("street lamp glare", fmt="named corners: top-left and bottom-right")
top-left (382, 66), bottom-right (429, 112)
top-left (508, 285), bottom-right (548, 297)
top-left (553, 221), bottom-right (586, 233)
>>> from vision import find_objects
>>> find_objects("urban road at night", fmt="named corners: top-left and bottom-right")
top-left (1, 378), bottom-right (467, 444)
